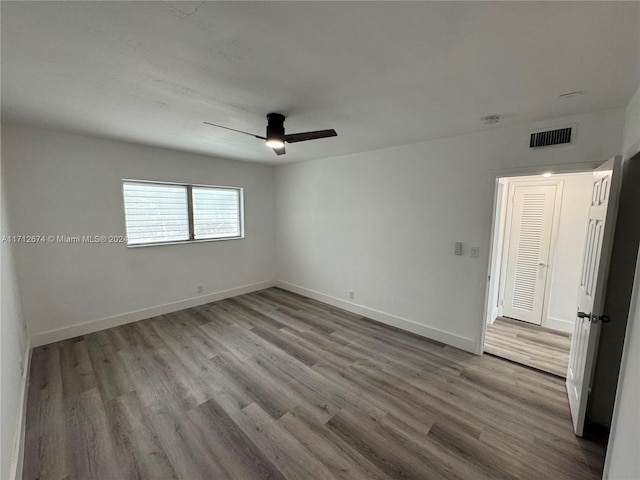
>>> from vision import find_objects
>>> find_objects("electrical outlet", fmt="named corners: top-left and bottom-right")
top-left (470, 247), bottom-right (479, 258)
top-left (197, 284), bottom-right (204, 294)
top-left (348, 290), bottom-right (355, 300)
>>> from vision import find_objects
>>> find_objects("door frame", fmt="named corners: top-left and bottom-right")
top-left (498, 179), bottom-right (564, 326)
top-left (478, 161), bottom-right (601, 355)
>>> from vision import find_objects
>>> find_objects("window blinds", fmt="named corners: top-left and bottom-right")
top-left (123, 182), bottom-right (190, 245)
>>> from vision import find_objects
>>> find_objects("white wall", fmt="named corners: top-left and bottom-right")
top-left (604, 248), bottom-right (640, 480)
top-left (1, 129), bottom-right (28, 480)
top-left (622, 85), bottom-right (640, 160)
top-left (275, 108), bottom-right (624, 352)
top-left (2, 125), bottom-right (276, 344)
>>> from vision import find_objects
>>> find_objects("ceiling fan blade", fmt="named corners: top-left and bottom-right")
top-left (272, 145), bottom-right (286, 156)
top-left (203, 122), bottom-right (265, 140)
top-left (284, 129), bottom-right (337, 143)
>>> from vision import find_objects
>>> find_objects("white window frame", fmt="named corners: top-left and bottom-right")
top-left (122, 179), bottom-right (244, 247)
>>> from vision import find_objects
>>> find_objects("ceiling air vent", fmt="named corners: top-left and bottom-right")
top-left (529, 126), bottom-right (573, 148)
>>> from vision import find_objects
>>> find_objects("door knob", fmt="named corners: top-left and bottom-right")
top-left (577, 312), bottom-right (611, 323)
top-left (538, 263), bottom-right (546, 267)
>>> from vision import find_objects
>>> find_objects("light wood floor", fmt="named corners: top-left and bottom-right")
top-left (24, 288), bottom-right (603, 480)
top-left (485, 316), bottom-right (572, 378)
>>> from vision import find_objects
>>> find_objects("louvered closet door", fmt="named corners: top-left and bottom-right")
top-left (502, 184), bottom-right (557, 324)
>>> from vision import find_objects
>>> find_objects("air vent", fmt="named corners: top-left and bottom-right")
top-left (529, 127), bottom-right (573, 148)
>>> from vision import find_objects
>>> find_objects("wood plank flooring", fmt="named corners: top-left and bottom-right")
top-left (24, 288), bottom-right (603, 480)
top-left (484, 316), bottom-right (572, 377)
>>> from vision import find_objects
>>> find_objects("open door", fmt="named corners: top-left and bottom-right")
top-left (567, 156), bottom-right (622, 436)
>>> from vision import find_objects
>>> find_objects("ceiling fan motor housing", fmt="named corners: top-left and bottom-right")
top-left (266, 113), bottom-right (285, 141)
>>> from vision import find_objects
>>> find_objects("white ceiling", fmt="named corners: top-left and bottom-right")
top-left (2, 1), bottom-right (639, 164)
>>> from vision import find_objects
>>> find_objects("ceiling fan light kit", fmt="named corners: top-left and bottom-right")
top-left (204, 113), bottom-right (337, 156)
top-left (265, 113), bottom-right (286, 149)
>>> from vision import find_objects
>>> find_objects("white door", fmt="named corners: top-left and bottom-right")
top-left (567, 156), bottom-right (622, 437)
top-left (502, 184), bottom-right (558, 324)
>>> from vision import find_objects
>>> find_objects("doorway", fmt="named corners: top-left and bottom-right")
top-left (484, 171), bottom-right (593, 377)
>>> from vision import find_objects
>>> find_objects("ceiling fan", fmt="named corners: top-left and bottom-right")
top-left (204, 113), bottom-right (337, 156)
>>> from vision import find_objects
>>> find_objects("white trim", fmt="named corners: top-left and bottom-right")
top-left (126, 235), bottom-right (245, 249)
top-left (488, 307), bottom-right (500, 325)
top-left (121, 177), bottom-right (244, 190)
top-left (9, 337), bottom-right (31, 480)
top-left (485, 180), bottom-right (507, 327)
top-left (276, 281), bottom-right (476, 353)
top-left (544, 316), bottom-right (574, 334)
top-left (30, 280), bottom-right (275, 347)
top-left (489, 161), bottom-right (602, 179)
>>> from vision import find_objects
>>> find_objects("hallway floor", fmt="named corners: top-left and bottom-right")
top-left (484, 317), bottom-right (572, 377)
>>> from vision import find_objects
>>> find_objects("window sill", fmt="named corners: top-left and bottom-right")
top-left (126, 236), bottom-right (245, 248)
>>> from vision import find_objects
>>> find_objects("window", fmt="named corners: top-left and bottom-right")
top-left (122, 180), bottom-right (243, 246)
top-left (192, 186), bottom-right (242, 240)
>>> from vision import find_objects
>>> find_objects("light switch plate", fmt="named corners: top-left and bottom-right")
top-left (470, 247), bottom-right (479, 258)
top-left (454, 242), bottom-right (463, 256)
